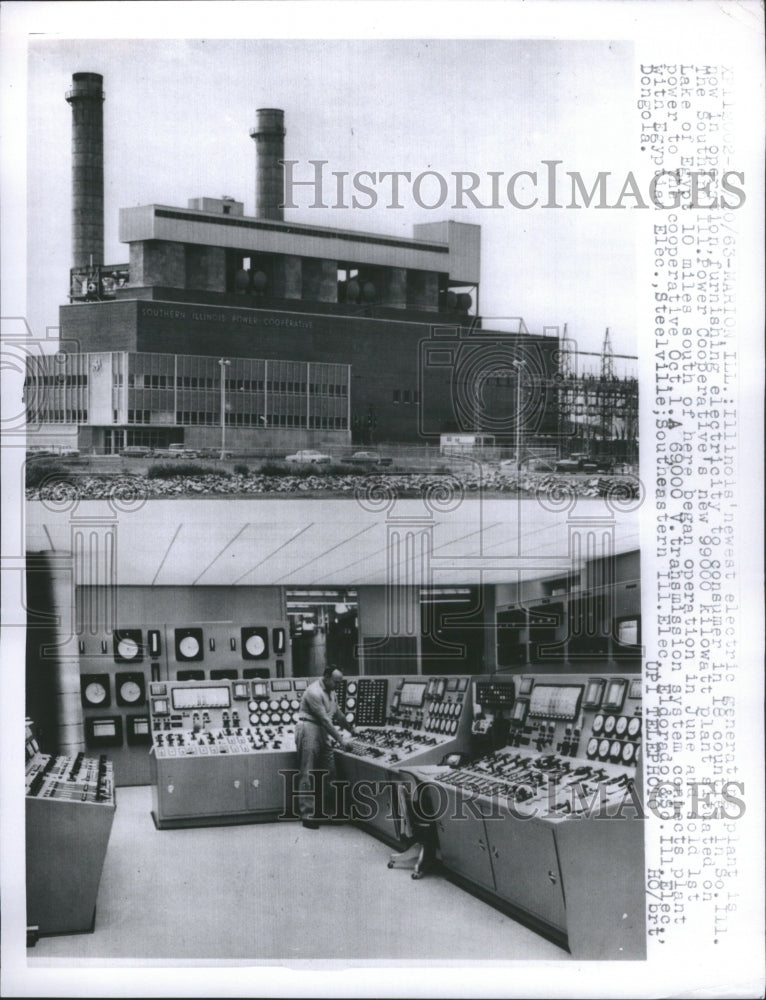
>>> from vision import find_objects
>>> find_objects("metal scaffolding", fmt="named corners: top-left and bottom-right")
top-left (554, 330), bottom-right (638, 465)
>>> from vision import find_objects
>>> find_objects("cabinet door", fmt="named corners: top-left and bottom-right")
top-left (436, 786), bottom-right (496, 892)
top-left (351, 758), bottom-right (401, 841)
top-left (156, 756), bottom-right (248, 819)
top-left (555, 816), bottom-right (646, 959)
top-left (246, 751), bottom-right (297, 814)
top-left (484, 815), bottom-right (566, 931)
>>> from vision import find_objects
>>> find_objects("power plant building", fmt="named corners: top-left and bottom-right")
top-left (27, 73), bottom-right (562, 454)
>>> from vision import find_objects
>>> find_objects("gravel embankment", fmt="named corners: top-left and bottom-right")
top-left (26, 469), bottom-right (641, 503)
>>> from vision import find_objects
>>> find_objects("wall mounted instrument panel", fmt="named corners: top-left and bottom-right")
top-left (471, 677), bottom-right (516, 739)
top-left (25, 721), bottom-right (116, 940)
top-left (334, 676), bottom-right (388, 727)
top-left (148, 677), bottom-right (305, 828)
top-left (404, 672), bottom-right (644, 961)
top-left (333, 675), bottom-right (473, 844)
top-left (75, 618), bottom-right (291, 787)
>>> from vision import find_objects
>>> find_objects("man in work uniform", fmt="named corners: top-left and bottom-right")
top-left (295, 666), bottom-right (355, 829)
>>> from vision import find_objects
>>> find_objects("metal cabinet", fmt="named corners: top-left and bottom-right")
top-left (484, 814), bottom-right (567, 931)
top-left (351, 757), bottom-right (401, 841)
top-left (435, 787), bottom-right (496, 892)
top-left (154, 755), bottom-right (248, 819)
top-left (245, 751), bottom-right (297, 814)
top-left (554, 815), bottom-right (646, 959)
top-left (26, 795), bottom-right (116, 936)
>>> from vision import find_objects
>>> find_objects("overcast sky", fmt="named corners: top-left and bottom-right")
top-left (26, 37), bottom-right (637, 371)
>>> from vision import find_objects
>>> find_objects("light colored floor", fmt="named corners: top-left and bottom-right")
top-left (27, 785), bottom-right (570, 963)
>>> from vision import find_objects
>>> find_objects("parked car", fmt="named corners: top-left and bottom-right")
top-left (285, 449), bottom-right (332, 465)
top-left (555, 453), bottom-right (612, 473)
top-left (154, 443), bottom-right (199, 459)
top-left (120, 445), bottom-right (153, 458)
top-left (198, 447), bottom-right (234, 460)
top-left (345, 451), bottom-right (392, 467)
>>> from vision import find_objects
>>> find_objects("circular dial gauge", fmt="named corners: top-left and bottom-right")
top-left (248, 700), bottom-right (258, 712)
top-left (119, 679), bottom-right (142, 704)
top-left (628, 717), bottom-right (642, 737)
top-left (610, 740), bottom-right (622, 759)
top-left (84, 680), bottom-right (108, 705)
top-left (346, 712), bottom-right (354, 723)
top-left (117, 637), bottom-right (140, 660)
top-left (346, 682), bottom-right (357, 695)
top-left (346, 697), bottom-right (356, 709)
top-left (290, 699), bottom-right (299, 711)
top-left (615, 716), bottom-right (628, 736)
top-left (587, 737), bottom-right (599, 757)
top-left (621, 743), bottom-right (636, 763)
top-left (245, 634), bottom-right (265, 657)
top-left (281, 712), bottom-right (291, 723)
top-left (603, 715), bottom-right (617, 735)
top-left (260, 713), bottom-right (270, 725)
top-left (592, 714), bottom-right (604, 735)
top-left (279, 699), bottom-right (289, 710)
top-left (249, 713), bottom-right (259, 725)
top-left (598, 739), bottom-right (610, 759)
top-left (179, 635), bottom-right (200, 659)
top-left (269, 700), bottom-right (279, 711)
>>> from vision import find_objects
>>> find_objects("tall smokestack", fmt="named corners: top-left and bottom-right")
top-left (249, 108), bottom-right (285, 220)
top-left (65, 72), bottom-right (104, 270)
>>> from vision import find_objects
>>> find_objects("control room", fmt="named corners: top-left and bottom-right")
top-left (22, 501), bottom-right (645, 963)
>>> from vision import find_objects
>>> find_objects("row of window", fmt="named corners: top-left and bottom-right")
top-left (28, 409), bottom-right (88, 423)
top-left (25, 374), bottom-right (89, 387)
top-left (125, 410), bottom-right (348, 430)
top-left (122, 375), bottom-right (347, 396)
top-left (308, 415), bottom-right (347, 430)
top-left (392, 389), bottom-right (420, 404)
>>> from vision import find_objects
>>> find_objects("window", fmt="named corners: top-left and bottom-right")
top-left (403, 389), bottom-right (411, 404)
top-left (393, 389), bottom-right (400, 403)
